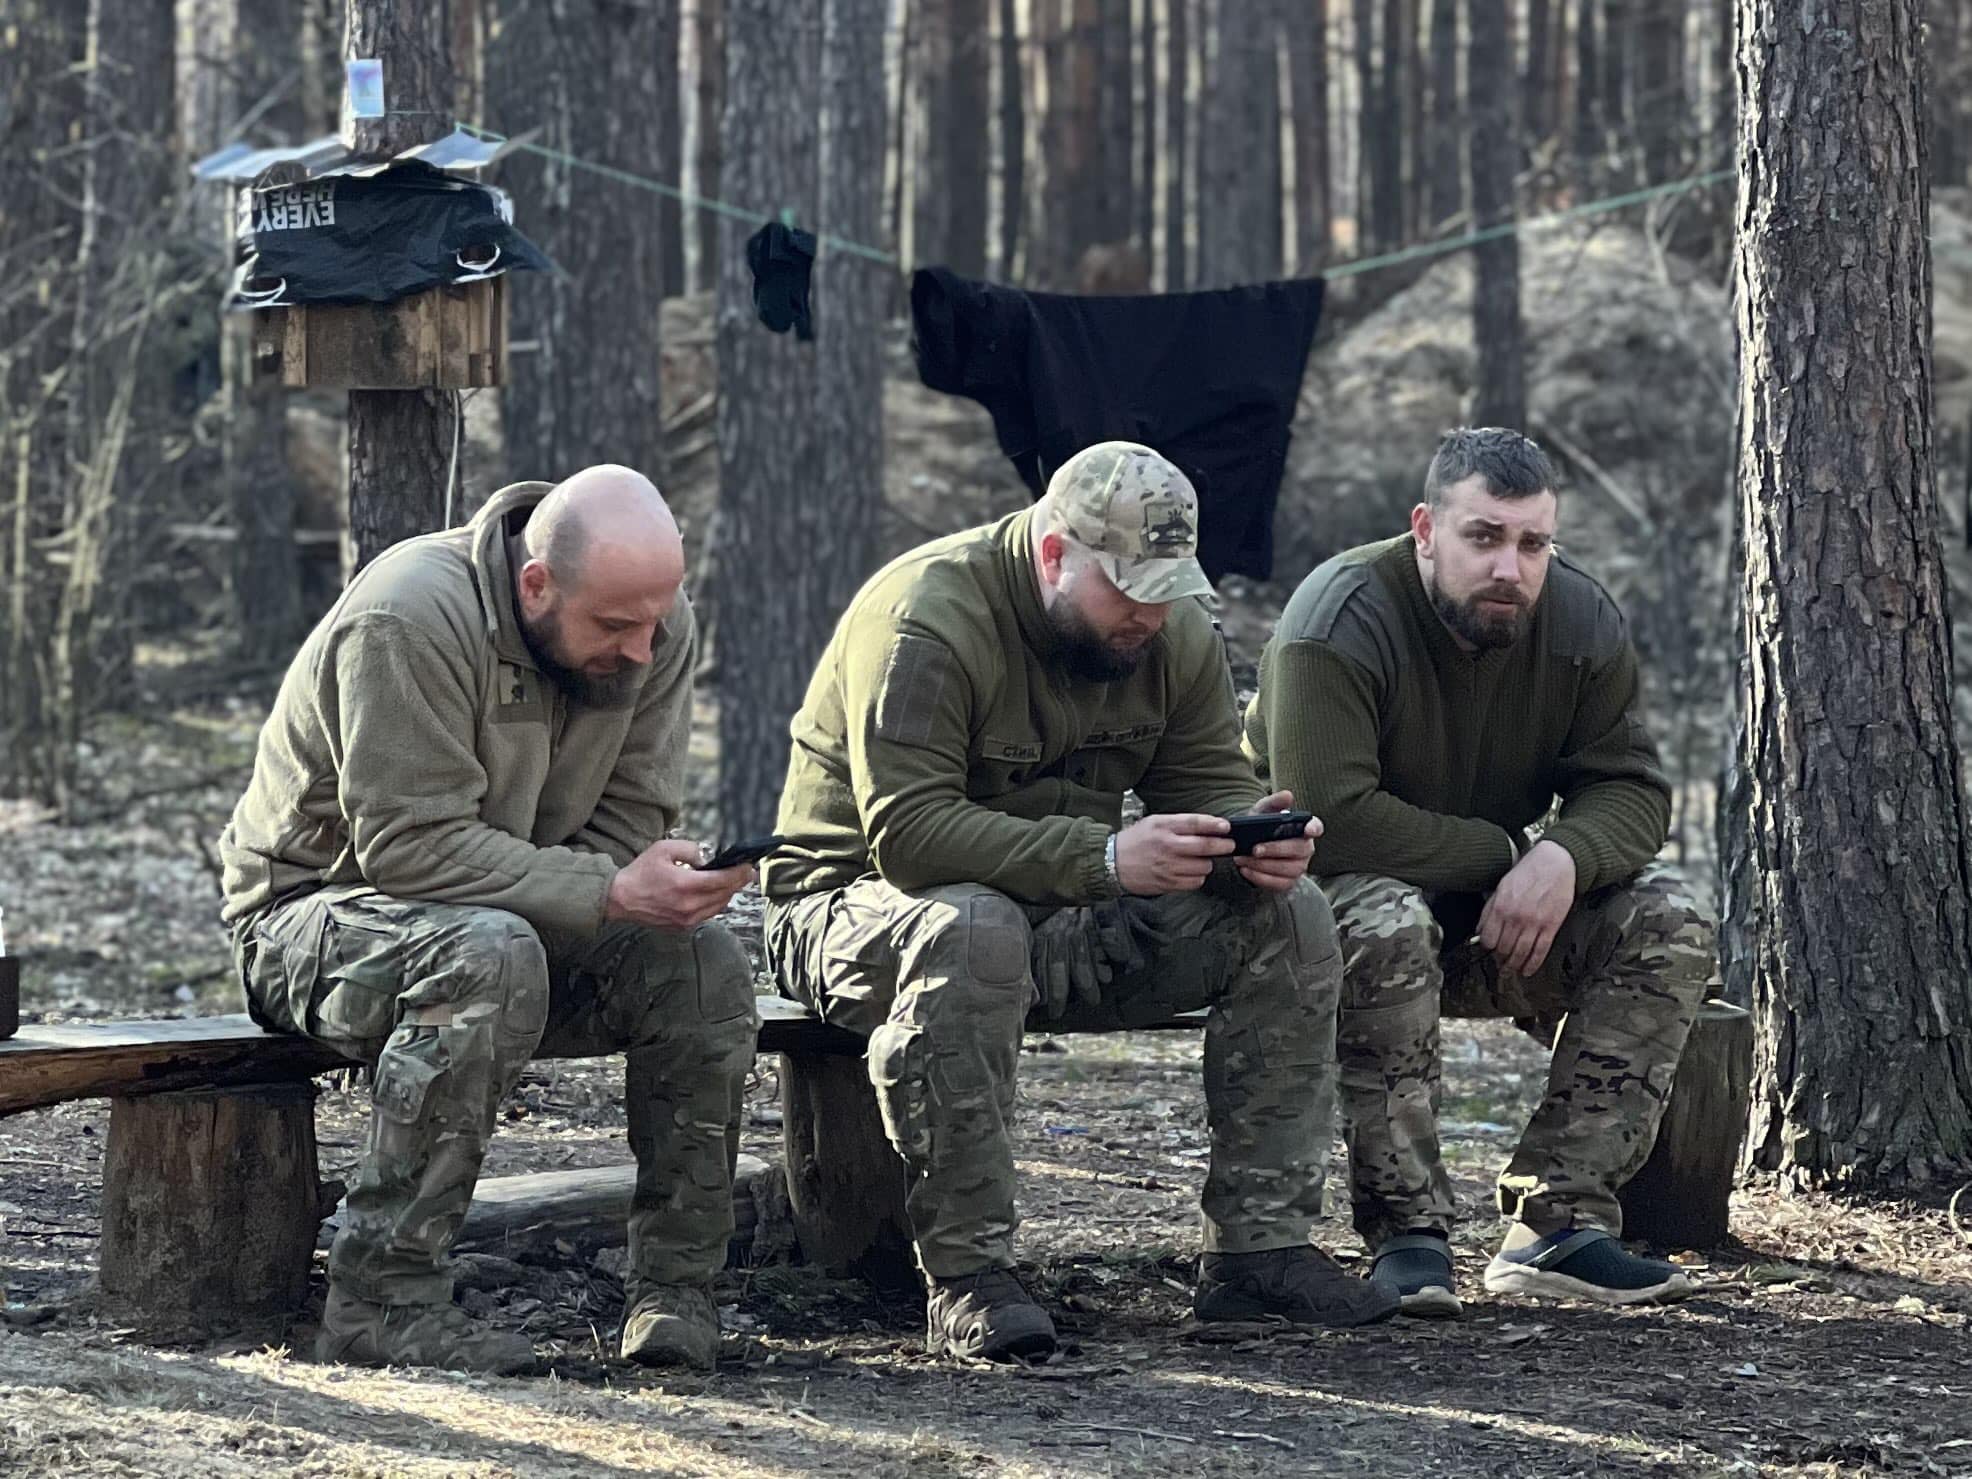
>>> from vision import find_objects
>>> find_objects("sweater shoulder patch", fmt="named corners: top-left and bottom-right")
top-left (874, 632), bottom-right (957, 749)
top-left (1543, 555), bottom-right (1628, 662)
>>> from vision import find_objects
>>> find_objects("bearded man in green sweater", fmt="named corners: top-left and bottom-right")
top-left (1245, 427), bottom-right (1714, 1317)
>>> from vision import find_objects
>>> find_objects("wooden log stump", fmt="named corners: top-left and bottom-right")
top-left (780, 1049), bottom-right (917, 1294)
top-left (1618, 1000), bottom-right (1754, 1248)
top-left (98, 1082), bottom-right (325, 1327)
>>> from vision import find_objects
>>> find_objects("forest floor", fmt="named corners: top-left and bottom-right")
top-left (4, 638), bottom-right (1972, 1477)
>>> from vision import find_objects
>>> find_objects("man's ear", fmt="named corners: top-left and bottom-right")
top-left (1410, 502), bottom-right (1435, 558)
top-left (1037, 530), bottom-right (1068, 587)
top-left (516, 557), bottom-right (554, 614)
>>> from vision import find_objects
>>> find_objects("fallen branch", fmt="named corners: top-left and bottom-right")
top-left (1065, 1423), bottom-right (1198, 1445)
top-left (1951, 1183), bottom-right (1970, 1248)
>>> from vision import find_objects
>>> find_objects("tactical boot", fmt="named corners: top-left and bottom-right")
top-left (1195, 1246), bottom-right (1399, 1327)
top-left (316, 1286), bottom-right (537, 1375)
top-left (925, 1267), bottom-right (1057, 1361)
top-left (1482, 1226), bottom-right (1696, 1306)
top-left (620, 1283), bottom-right (721, 1370)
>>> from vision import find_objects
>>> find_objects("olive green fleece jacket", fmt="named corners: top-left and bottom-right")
top-left (1242, 534), bottom-right (1670, 897)
top-left (218, 481), bottom-right (696, 934)
top-left (762, 509), bottom-right (1267, 906)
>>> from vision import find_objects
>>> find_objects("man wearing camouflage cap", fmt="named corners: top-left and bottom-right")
top-left (764, 441), bottom-right (1398, 1361)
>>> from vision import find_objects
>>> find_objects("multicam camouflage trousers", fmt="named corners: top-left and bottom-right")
top-left (765, 876), bottom-right (1343, 1278)
top-left (235, 885), bottom-right (758, 1307)
top-left (1320, 861), bottom-right (1715, 1248)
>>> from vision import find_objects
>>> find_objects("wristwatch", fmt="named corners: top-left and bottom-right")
top-left (1104, 833), bottom-right (1123, 893)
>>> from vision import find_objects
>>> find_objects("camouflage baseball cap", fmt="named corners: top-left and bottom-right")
top-left (1042, 441), bottom-right (1214, 603)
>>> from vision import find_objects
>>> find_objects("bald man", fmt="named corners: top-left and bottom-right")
top-left (220, 468), bottom-right (757, 1375)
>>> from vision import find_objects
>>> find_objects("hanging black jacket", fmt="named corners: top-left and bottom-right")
top-left (909, 267), bottom-right (1324, 582)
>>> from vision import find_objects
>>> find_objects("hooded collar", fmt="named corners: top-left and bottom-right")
top-left (468, 480), bottom-right (554, 670)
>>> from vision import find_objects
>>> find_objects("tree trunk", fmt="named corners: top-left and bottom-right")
top-left (714, 0), bottom-right (822, 839)
top-left (0, 5), bottom-right (85, 802)
top-left (948, 0), bottom-right (990, 276)
top-left (342, 0), bottom-right (454, 572)
top-left (908, 0), bottom-right (989, 277)
top-left (1401, 0), bottom-right (1427, 241)
top-left (816, 0), bottom-right (886, 629)
top-left (1285, 0), bottom-right (1332, 270)
top-left (688, 0), bottom-right (725, 294)
top-left (1428, 0), bottom-right (1463, 230)
top-left (1035, 0), bottom-right (1103, 287)
top-left (1136, 0), bottom-right (1157, 258)
top-left (1469, 0), bottom-right (1525, 427)
top-left (226, 0), bottom-right (307, 662)
top-left (98, 1084), bottom-right (325, 1327)
top-left (1373, 0), bottom-right (1405, 247)
top-left (1638, 0), bottom-right (1686, 181)
top-left (1097, 0), bottom-right (1134, 246)
top-left (1616, 1001), bottom-right (1753, 1249)
top-left (1573, 0), bottom-right (1600, 185)
top-left (1732, 0), bottom-right (1972, 1189)
top-left (1354, 0), bottom-right (1380, 248)
top-left (57, 0), bottom-right (177, 755)
top-left (488, 0), bottom-right (666, 487)
top-left (1600, 0), bottom-right (1633, 183)
top-left (655, 0), bottom-right (684, 298)
top-left (1163, 0), bottom-right (1189, 287)
top-left (780, 1050), bottom-right (916, 1291)
top-left (1196, 0), bottom-right (1281, 287)
top-left (998, 0), bottom-right (1026, 277)
top-left (1523, 0), bottom-right (1553, 161)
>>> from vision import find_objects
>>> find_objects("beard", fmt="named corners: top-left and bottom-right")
top-left (1427, 572), bottom-right (1532, 651)
top-left (1048, 600), bottom-right (1152, 683)
top-left (519, 607), bottom-right (646, 708)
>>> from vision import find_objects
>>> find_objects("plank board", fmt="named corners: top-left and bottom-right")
top-left (0, 995), bottom-right (1204, 1117)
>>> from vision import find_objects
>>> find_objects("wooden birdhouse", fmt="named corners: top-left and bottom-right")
top-left (249, 276), bottom-right (508, 391)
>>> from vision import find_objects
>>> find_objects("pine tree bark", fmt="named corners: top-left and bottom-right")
top-left (714, 0), bottom-right (822, 839)
top-left (948, 0), bottom-right (989, 276)
top-left (59, 0), bottom-right (176, 739)
top-left (1429, 0), bottom-right (1463, 230)
top-left (1163, 0), bottom-right (1189, 287)
top-left (1732, 0), bottom-right (1972, 1189)
top-left (688, 0), bottom-right (726, 294)
top-left (488, 0), bottom-right (665, 488)
top-left (815, 0), bottom-right (885, 671)
top-left (1285, 0), bottom-right (1332, 270)
top-left (1197, 0), bottom-right (1281, 287)
top-left (1524, 0), bottom-right (1554, 160)
top-left (1600, 0), bottom-right (1634, 183)
top-left (1469, 0), bottom-right (1525, 427)
top-left (343, 0), bottom-right (453, 572)
top-left (1374, 0), bottom-right (1406, 246)
top-left (1354, 0), bottom-right (1381, 249)
top-left (1136, 0), bottom-right (1157, 257)
top-left (1637, 0), bottom-right (1686, 181)
top-left (998, 0), bottom-right (1026, 277)
top-left (226, 0), bottom-right (306, 662)
top-left (1097, 0), bottom-right (1134, 246)
top-left (0, 6), bottom-right (85, 801)
top-left (1573, 0), bottom-right (1601, 184)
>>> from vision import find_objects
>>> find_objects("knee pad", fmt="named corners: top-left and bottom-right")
top-left (1277, 877), bottom-right (1342, 973)
top-left (404, 910), bottom-right (550, 1062)
top-left (915, 884), bottom-right (1032, 994)
top-left (691, 923), bottom-right (759, 1030)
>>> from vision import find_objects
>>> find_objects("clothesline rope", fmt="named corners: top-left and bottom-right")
top-left (460, 119), bottom-right (1737, 281)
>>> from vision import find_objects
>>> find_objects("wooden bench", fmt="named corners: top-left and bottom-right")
top-left (0, 996), bottom-right (1750, 1327)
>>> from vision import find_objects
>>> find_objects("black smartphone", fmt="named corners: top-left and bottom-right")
top-left (1226, 810), bottom-right (1315, 855)
top-left (695, 833), bottom-right (787, 871)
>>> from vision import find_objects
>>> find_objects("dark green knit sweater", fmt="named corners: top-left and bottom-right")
top-left (1242, 535), bottom-right (1670, 896)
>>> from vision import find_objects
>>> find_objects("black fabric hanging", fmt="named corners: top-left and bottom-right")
top-left (746, 220), bottom-right (818, 341)
top-left (909, 267), bottom-right (1325, 583)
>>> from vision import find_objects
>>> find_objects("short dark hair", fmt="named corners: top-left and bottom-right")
top-left (1423, 427), bottom-right (1558, 506)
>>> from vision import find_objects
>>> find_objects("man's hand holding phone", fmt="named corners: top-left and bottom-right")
top-left (606, 834), bottom-right (783, 930)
